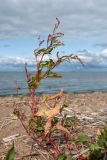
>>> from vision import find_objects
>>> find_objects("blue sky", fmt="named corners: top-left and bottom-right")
top-left (0, 0), bottom-right (107, 71)
top-left (0, 36), bottom-right (99, 57)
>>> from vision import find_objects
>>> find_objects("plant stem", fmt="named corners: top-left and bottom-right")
top-left (19, 117), bottom-right (56, 160)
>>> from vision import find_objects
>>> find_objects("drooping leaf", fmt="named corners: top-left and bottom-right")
top-left (53, 124), bottom-right (70, 135)
top-left (43, 88), bottom-right (63, 102)
top-left (37, 103), bottom-right (61, 118)
top-left (6, 143), bottom-right (15, 160)
top-left (36, 105), bottom-right (49, 117)
top-left (47, 104), bottom-right (61, 118)
top-left (44, 117), bottom-right (53, 135)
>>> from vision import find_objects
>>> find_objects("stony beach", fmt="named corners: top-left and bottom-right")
top-left (0, 92), bottom-right (107, 159)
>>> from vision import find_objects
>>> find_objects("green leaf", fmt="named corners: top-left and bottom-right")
top-left (35, 117), bottom-right (44, 136)
top-left (47, 72), bottom-right (62, 78)
top-left (76, 134), bottom-right (89, 143)
top-left (61, 115), bottom-right (77, 128)
top-left (58, 153), bottom-right (67, 160)
top-left (47, 59), bottom-right (55, 68)
top-left (36, 116), bottom-right (43, 127)
top-left (45, 47), bottom-right (53, 54)
top-left (36, 126), bottom-right (44, 131)
top-left (29, 117), bottom-right (35, 129)
top-left (51, 36), bottom-right (58, 44)
top-left (40, 62), bottom-right (47, 69)
top-left (27, 75), bottom-right (36, 90)
top-left (27, 71), bottom-right (42, 90)
top-left (35, 48), bottom-right (46, 55)
top-left (38, 70), bottom-right (43, 81)
top-left (32, 75), bottom-right (36, 82)
top-left (53, 42), bottom-right (64, 48)
top-left (41, 59), bottom-right (55, 70)
top-left (97, 126), bottom-right (107, 148)
top-left (90, 144), bottom-right (101, 150)
top-left (6, 143), bottom-right (15, 160)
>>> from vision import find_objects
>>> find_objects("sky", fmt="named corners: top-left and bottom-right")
top-left (0, 0), bottom-right (107, 71)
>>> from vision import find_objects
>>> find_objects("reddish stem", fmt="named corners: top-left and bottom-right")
top-left (49, 140), bottom-right (62, 155)
top-left (19, 116), bottom-right (56, 160)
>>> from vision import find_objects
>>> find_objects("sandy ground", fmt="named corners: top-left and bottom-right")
top-left (0, 92), bottom-right (107, 159)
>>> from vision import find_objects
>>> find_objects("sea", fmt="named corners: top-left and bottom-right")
top-left (0, 71), bottom-right (107, 96)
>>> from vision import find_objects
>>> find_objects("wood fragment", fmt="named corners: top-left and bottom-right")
top-left (3, 134), bottom-right (20, 143)
top-left (72, 148), bottom-right (90, 159)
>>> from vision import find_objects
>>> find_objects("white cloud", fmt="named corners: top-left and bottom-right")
top-left (78, 48), bottom-right (107, 66)
top-left (0, 48), bottom-right (107, 68)
top-left (0, 56), bottom-right (35, 65)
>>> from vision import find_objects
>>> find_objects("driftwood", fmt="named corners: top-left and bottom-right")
top-left (3, 134), bottom-right (20, 143)
top-left (72, 148), bottom-right (90, 159)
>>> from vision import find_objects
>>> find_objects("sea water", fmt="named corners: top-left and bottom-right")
top-left (0, 71), bottom-right (107, 96)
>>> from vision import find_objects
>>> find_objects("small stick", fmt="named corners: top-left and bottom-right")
top-left (72, 148), bottom-right (90, 159)
top-left (3, 134), bottom-right (20, 143)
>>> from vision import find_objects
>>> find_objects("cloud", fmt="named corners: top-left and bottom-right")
top-left (0, 56), bottom-right (35, 65)
top-left (0, 48), bottom-right (107, 70)
top-left (0, 0), bottom-right (107, 41)
top-left (78, 48), bottom-right (107, 66)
